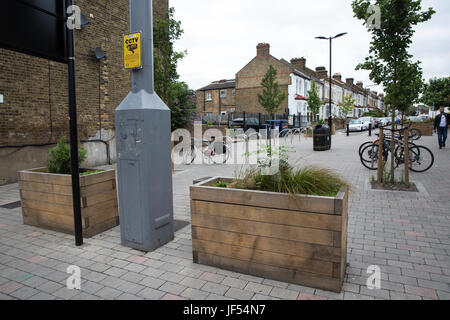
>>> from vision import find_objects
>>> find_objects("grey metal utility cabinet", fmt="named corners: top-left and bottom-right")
top-left (115, 0), bottom-right (174, 251)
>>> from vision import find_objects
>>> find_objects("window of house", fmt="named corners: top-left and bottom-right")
top-left (220, 90), bottom-right (227, 98)
top-left (232, 89), bottom-right (236, 96)
top-left (206, 92), bottom-right (212, 101)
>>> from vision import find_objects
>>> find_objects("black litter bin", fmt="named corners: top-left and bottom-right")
top-left (313, 125), bottom-right (331, 151)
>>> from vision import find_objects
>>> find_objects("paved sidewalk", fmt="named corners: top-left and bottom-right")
top-left (0, 131), bottom-right (449, 300)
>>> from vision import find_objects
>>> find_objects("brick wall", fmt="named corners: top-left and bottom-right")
top-left (0, 0), bottom-right (168, 147)
top-left (196, 88), bottom-right (236, 114)
top-left (235, 49), bottom-right (291, 114)
top-left (235, 86), bottom-right (289, 114)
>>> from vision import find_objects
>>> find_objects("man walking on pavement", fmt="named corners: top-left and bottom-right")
top-left (434, 107), bottom-right (450, 149)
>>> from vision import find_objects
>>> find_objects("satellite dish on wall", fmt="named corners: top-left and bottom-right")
top-left (80, 13), bottom-right (90, 28)
top-left (94, 47), bottom-right (106, 60)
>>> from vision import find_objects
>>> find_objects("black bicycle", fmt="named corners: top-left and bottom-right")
top-left (358, 125), bottom-right (422, 156)
top-left (359, 127), bottom-right (433, 173)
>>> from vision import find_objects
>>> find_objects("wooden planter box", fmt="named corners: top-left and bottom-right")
top-left (18, 168), bottom-right (119, 238)
top-left (410, 122), bottom-right (433, 136)
top-left (190, 177), bottom-right (348, 293)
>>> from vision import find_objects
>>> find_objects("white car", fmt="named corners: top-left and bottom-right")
top-left (348, 119), bottom-right (365, 132)
top-left (378, 118), bottom-right (389, 127)
top-left (359, 117), bottom-right (375, 130)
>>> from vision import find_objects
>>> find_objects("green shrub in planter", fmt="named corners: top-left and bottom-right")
top-left (47, 136), bottom-right (87, 174)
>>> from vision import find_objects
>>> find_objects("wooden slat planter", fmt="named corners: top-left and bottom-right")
top-left (18, 168), bottom-right (119, 238)
top-left (190, 177), bottom-right (348, 293)
top-left (410, 122), bottom-right (433, 136)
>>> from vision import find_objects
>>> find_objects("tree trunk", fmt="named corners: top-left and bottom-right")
top-left (390, 81), bottom-right (397, 183)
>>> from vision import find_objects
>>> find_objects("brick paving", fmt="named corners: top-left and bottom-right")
top-left (0, 130), bottom-right (449, 300)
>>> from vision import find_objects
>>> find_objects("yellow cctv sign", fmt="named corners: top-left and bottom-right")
top-left (123, 32), bottom-right (142, 69)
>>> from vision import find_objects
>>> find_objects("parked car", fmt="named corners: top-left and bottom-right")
top-left (349, 119), bottom-right (365, 132)
top-left (377, 117), bottom-right (389, 127)
top-left (229, 118), bottom-right (261, 131)
top-left (407, 116), bottom-right (424, 123)
top-left (382, 117), bottom-right (392, 125)
top-left (358, 117), bottom-right (374, 130)
top-left (373, 117), bottom-right (383, 128)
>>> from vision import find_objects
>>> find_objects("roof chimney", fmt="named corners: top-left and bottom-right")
top-left (356, 81), bottom-right (364, 88)
top-left (291, 57), bottom-right (306, 70)
top-left (332, 73), bottom-right (342, 82)
top-left (346, 78), bottom-right (354, 86)
top-left (257, 43), bottom-right (270, 57)
top-left (315, 66), bottom-right (328, 79)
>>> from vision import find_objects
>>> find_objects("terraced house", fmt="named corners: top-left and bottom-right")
top-left (196, 42), bottom-right (384, 121)
top-left (196, 79), bottom-right (236, 116)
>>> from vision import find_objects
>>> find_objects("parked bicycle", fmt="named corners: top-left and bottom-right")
top-left (359, 127), bottom-right (434, 173)
top-left (182, 136), bottom-right (232, 165)
top-left (358, 124), bottom-right (422, 156)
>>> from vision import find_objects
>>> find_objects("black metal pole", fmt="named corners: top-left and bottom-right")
top-left (329, 37), bottom-right (333, 146)
top-left (66, 0), bottom-right (83, 246)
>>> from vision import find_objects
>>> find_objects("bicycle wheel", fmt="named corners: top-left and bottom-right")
top-left (182, 144), bottom-right (196, 165)
top-left (408, 145), bottom-right (434, 173)
top-left (394, 142), bottom-right (417, 164)
top-left (359, 141), bottom-right (376, 156)
top-left (360, 144), bottom-right (379, 170)
top-left (409, 128), bottom-right (422, 141)
top-left (209, 138), bottom-right (231, 164)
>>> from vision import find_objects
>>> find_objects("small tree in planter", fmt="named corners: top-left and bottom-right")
top-left (352, 0), bottom-right (434, 183)
top-left (47, 136), bottom-right (87, 174)
top-left (257, 65), bottom-right (287, 163)
top-left (306, 80), bottom-right (322, 123)
top-left (258, 65), bottom-right (287, 120)
top-left (339, 94), bottom-right (356, 123)
top-left (18, 137), bottom-right (119, 237)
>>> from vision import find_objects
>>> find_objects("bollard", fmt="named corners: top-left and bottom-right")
top-left (347, 123), bottom-right (350, 136)
top-left (369, 123), bottom-right (372, 136)
top-left (404, 128), bottom-right (409, 185)
top-left (377, 128), bottom-right (384, 183)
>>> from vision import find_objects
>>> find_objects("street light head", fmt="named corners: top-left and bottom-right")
top-left (333, 32), bottom-right (348, 39)
top-left (315, 36), bottom-right (328, 40)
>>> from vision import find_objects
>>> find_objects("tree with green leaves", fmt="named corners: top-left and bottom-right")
top-left (421, 77), bottom-right (450, 110)
top-left (340, 94), bottom-right (356, 120)
top-left (258, 65), bottom-right (287, 119)
top-left (168, 82), bottom-right (196, 131)
top-left (153, 7), bottom-right (195, 130)
top-left (352, 0), bottom-right (434, 182)
top-left (306, 81), bottom-right (322, 119)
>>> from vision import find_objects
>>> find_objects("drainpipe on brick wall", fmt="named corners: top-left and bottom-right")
top-left (218, 89), bottom-right (222, 115)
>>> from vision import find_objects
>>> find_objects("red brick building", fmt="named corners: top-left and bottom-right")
top-left (0, 0), bottom-right (169, 185)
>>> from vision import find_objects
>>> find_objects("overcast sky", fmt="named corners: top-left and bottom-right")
top-left (171, 0), bottom-right (449, 94)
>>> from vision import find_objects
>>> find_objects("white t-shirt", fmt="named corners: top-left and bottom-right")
top-left (440, 114), bottom-right (447, 127)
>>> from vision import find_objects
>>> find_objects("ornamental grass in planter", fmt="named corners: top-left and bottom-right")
top-left (190, 151), bottom-right (350, 293)
top-left (19, 137), bottom-right (119, 238)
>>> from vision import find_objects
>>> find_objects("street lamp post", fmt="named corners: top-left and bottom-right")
top-left (315, 32), bottom-right (347, 147)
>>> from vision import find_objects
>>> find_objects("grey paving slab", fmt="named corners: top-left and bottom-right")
top-left (0, 132), bottom-right (449, 300)
top-left (181, 288), bottom-right (209, 300)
